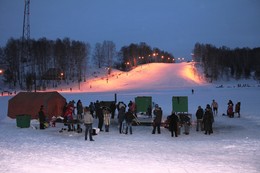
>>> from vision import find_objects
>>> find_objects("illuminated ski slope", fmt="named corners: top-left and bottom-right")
top-left (78, 62), bottom-right (206, 92)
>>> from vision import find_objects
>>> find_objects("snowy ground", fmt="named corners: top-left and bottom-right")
top-left (0, 63), bottom-right (260, 173)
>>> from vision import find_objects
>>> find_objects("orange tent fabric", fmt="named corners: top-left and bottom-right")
top-left (8, 91), bottom-right (66, 120)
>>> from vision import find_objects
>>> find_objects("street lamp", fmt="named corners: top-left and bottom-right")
top-left (126, 62), bottom-right (130, 75)
top-left (60, 72), bottom-right (64, 80)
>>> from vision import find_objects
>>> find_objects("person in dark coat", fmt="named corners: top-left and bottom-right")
top-left (196, 106), bottom-right (204, 131)
top-left (95, 101), bottom-right (104, 131)
top-left (118, 105), bottom-right (126, 134)
top-left (235, 102), bottom-right (241, 118)
top-left (203, 104), bottom-right (214, 135)
top-left (147, 105), bottom-right (152, 117)
top-left (125, 109), bottom-right (135, 134)
top-left (76, 100), bottom-right (83, 131)
top-left (96, 108), bottom-right (104, 131)
top-left (89, 102), bottom-right (95, 118)
top-left (76, 100), bottom-right (83, 119)
top-left (152, 105), bottom-right (162, 134)
top-left (168, 112), bottom-right (179, 137)
top-left (38, 105), bottom-right (46, 129)
top-left (110, 102), bottom-right (116, 119)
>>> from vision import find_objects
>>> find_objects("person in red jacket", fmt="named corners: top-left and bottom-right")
top-left (64, 101), bottom-right (75, 131)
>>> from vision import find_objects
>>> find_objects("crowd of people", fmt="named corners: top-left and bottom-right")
top-left (195, 99), bottom-right (241, 135)
top-left (37, 98), bottom-right (241, 141)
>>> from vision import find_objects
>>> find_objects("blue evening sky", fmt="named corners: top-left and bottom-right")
top-left (0, 0), bottom-right (260, 59)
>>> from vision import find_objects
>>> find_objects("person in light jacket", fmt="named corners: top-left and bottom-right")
top-left (103, 107), bottom-right (111, 132)
top-left (83, 107), bottom-right (94, 141)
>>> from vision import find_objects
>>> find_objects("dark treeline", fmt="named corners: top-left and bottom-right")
top-left (193, 43), bottom-right (260, 82)
top-left (0, 37), bottom-right (90, 91)
top-left (0, 38), bottom-right (174, 90)
top-left (117, 42), bottom-right (174, 71)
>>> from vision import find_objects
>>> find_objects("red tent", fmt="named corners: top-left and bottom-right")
top-left (8, 91), bottom-right (66, 120)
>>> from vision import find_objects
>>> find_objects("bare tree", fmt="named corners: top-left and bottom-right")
top-left (93, 42), bottom-right (104, 68)
top-left (102, 40), bottom-right (116, 70)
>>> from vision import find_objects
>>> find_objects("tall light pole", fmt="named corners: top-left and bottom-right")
top-left (20, 0), bottom-right (31, 88)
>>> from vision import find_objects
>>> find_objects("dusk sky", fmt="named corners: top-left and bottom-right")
top-left (0, 0), bottom-right (260, 59)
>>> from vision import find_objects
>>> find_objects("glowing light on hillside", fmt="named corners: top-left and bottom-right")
top-left (181, 63), bottom-right (203, 84)
top-left (73, 63), bottom-right (205, 92)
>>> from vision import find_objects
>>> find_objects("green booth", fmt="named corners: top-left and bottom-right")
top-left (135, 96), bottom-right (152, 113)
top-left (172, 96), bottom-right (188, 113)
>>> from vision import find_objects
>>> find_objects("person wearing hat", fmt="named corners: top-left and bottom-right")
top-left (203, 104), bottom-right (214, 135)
top-left (83, 107), bottom-right (94, 141)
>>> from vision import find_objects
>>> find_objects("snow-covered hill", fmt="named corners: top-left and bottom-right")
top-left (0, 62), bottom-right (260, 173)
top-left (63, 62), bottom-right (206, 92)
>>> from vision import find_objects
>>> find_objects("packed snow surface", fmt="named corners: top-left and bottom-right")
top-left (0, 63), bottom-right (259, 173)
